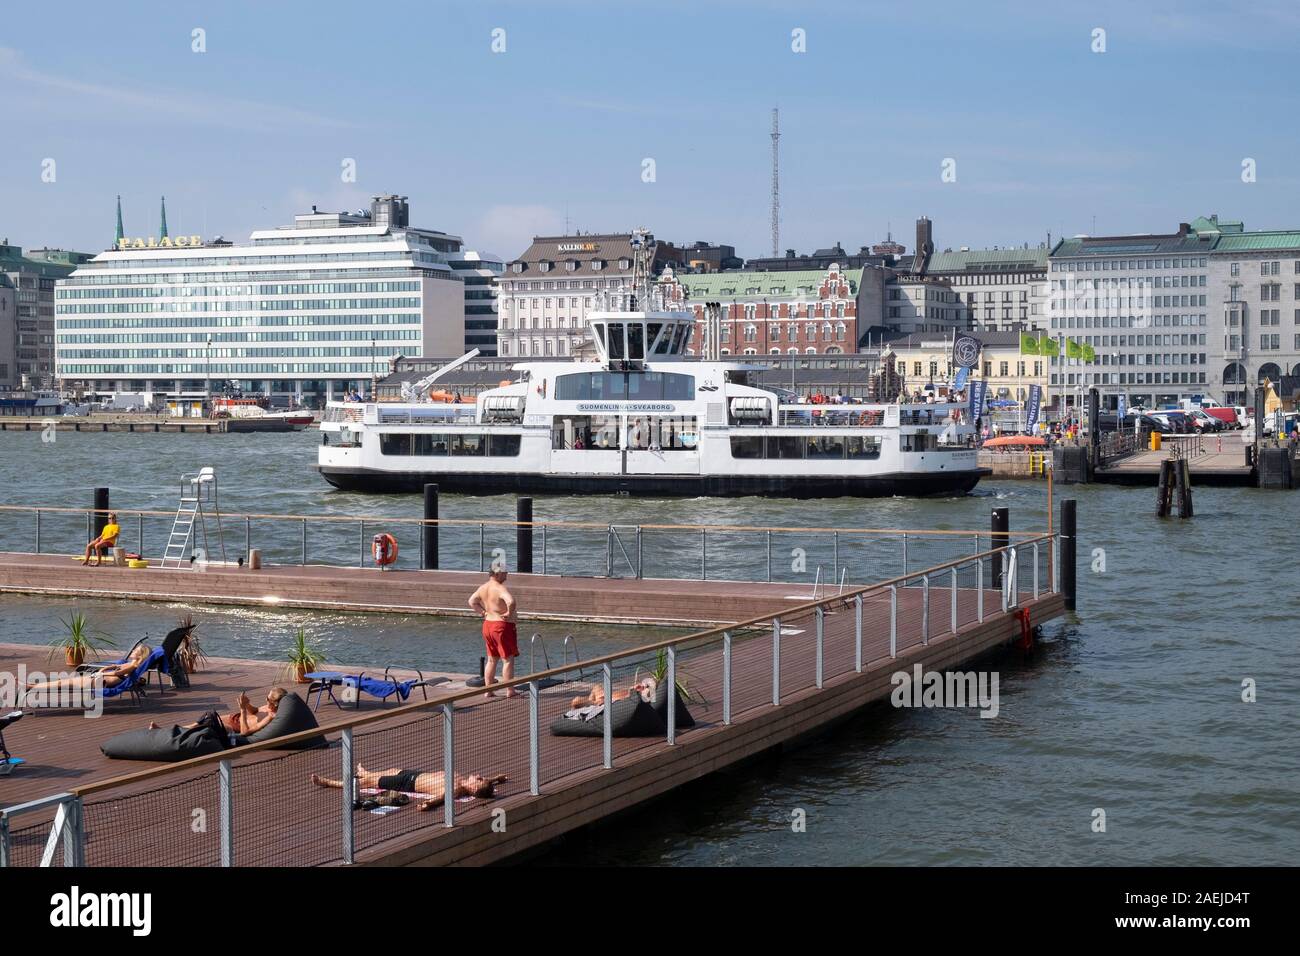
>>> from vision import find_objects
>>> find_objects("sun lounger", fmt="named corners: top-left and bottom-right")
top-left (305, 667), bottom-right (450, 710)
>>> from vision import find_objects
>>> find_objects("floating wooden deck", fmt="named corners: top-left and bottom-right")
top-left (0, 579), bottom-right (1066, 868)
top-left (1094, 446), bottom-right (1256, 485)
top-left (0, 552), bottom-right (831, 627)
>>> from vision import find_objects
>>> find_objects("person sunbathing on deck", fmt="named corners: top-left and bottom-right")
top-left (310, 765), bottom-right (507, 811)
top-left (148, 687), bottom-right (285, 736)
top-left (24, 644), bottom-right (151, 698)
top-left (569, 675), bottom-right (657, 711)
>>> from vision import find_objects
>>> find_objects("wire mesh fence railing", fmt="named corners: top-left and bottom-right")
top-left (1, 533), bottom-right (1057, 868)
top-left (0, 504), bottom-right (1050, 589)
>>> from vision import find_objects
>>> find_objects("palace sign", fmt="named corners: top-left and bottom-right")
top-left (116, 235), bottom-right (203, 250)
top-left (558, 242), bottom-right (600, 253)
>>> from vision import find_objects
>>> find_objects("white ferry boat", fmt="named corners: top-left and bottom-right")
top-left (317, 316), bottom-right (985, 498)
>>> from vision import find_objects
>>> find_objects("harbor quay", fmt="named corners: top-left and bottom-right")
top-left (0, 510), bottom-right (1068, 867)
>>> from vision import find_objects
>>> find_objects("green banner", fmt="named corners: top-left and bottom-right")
top-left (1081, 343), bottom-right (1096, 363)
top-left (1041, 336), bottom-right (1060, 358)
top-left (1065, 338), bottom-right (1083, 360)
top-left (1019, 332), bottom-right (1040, 355)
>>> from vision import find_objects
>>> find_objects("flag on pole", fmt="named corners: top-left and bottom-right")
top-left (1019, 332), bottom-right (1039, 355)
top-left (1081, 343), bottom-right (1096, 363)
top-left (1066, 338), bottom-right (1083, 360)
top-left (1041, 336), bottom-right (1060, 358)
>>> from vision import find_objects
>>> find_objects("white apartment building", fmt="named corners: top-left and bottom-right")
top-left (55, 196), bottom-right (469, 404)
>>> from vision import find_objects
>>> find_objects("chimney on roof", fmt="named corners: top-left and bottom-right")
top-left (785, 248), bottom-right (795, 258)
top-left (1178, 222), bottom-right (1190, 235)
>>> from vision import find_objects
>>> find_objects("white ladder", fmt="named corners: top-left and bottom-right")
top-left (161, 467), bottom-right (226, 568)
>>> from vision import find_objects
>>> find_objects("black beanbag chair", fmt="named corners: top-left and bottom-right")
top-left (550, 694), bottom-right (667, 738)
top-left (652, 679), bottom-right (696, 729)
top-left (230, 691), bottom-right (327, 750)
top-left (101, 723), bottom-right (229, 762)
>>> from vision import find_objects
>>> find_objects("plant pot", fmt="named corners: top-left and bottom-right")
top-left (292, 662), bottom-right (312, 684)
top-left (65, 647), bottom-right (85, 668)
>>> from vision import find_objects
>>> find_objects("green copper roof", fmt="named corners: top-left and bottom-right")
top-left (1212, 231), bottom-right (1300, 251)
top-left (676, 268), bottom-right (861, 299)
top-left (925, 247), bottom-right (1048, 273)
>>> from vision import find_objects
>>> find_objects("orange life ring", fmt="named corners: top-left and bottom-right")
top-left (372, 533), bottom-right (398, 567)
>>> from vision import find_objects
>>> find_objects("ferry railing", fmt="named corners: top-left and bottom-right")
top-left (0, 505), bottom-right (1051, 588)
top-left (0, 534), bottom-right (1057, 868)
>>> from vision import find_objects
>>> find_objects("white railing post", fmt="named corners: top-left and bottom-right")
top-left (977, 557), bottom-right (985, 622)
top-left (854, 594), bottom-right (863, 672)
top-left (722, 631), bottom-right (732, 725)
top-left (921, 574), bottom-right (930, 645)
top-left (772, 618), bottom-right (782, 705)
top-left (0, 812), bottom-right (9, 869)
top-left (950, 566), bottom-right (958, 634)
top-left (602, 664), bottom-right (613, 768)
top-left (815, 606), bottom-right (824, 689)
top-left (666, 646), bottom-right (677, 744)
top-left (442, 702), bottom-right (455, 828)
top-left (529, 681), bottom-right (540, 795)
top-left (1033, 542), bottom-right (1040, 600)
top-left (340, 729), bottom-right (354, 864)
top-left (63, 797), bottom-right (84, 868)
top-left (219, 758), bottom-right (233, 867)
top-left (889, 584), bottom-right (898, 657)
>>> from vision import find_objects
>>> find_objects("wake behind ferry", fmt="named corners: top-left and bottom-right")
top-left (317, 316), bottom-right (985, 499)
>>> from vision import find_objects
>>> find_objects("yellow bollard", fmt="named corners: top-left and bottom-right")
top-left (1150, 431), bottom-right (1162, 451)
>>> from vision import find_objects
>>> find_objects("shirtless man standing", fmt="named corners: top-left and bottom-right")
top-left (469, 566), bottom-right (518, 699)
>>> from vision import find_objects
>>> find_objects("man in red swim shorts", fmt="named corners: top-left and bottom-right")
top-left (469, 565), bottom-right (519, 699)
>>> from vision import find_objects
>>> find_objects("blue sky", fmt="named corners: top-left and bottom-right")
top-left (4, 0), bottom-right (1300, 261)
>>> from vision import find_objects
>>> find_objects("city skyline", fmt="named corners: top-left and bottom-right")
top-left (5, 0), bottom-right (1300, 260)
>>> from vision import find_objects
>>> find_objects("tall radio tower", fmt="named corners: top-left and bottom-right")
top-left (770, 108), bottom-right (780, 257)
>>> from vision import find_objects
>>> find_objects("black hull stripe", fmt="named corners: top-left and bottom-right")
top-left (317, 468), bottom-right (984, 498)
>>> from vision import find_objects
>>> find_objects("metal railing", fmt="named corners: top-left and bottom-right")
top-left (0, 533), bottom-right (1056, 868)
top-left (0, 504), bottom-right (1051, 585)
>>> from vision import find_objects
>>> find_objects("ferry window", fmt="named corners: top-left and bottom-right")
top-left (730, 435), bottom-right (764, 458)
top-left (767, 436), bottom-right (803, 459)
top-left (413, 433), bottom-right (449, 456)
top-left (628, 416), bottom-right (698, 450)
top-left (380, 433), bottom-right (411, 456)
top-left (489, 434), bottom-right (521, 456)
top-left (847, 436), bottom-right (881, 459)
top-left (627, 323), bottom-right (645, 359)
top-left (806, 436), bottom-right (845, 459)
top-left (646, 322), bottom-right (665, 352)
top-left (451, 434), bottom-right (486, 456)
top-left (552, 415), bottom-right (620, 450)
top-left (607, 323), bottom-right (626, 359)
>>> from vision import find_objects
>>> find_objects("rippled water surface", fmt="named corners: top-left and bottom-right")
top-left (1, 429), bottom-right (1296, 864)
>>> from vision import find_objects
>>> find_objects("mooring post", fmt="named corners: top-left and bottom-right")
top-left (1087, 387), bottom-right (1101, 471)
top-left (92, 486), bottom-right (109, 542)
top-left (422, 484), bottom-right (439, 570)
top-left (990, 506), bottom-right (1009, 589)
top-left (1061, 498), bottom-right (1077, 611)
top-left (516, 496), bottom-right (533, 573)
top-left (1156, 459), bottom-right (1172, 517)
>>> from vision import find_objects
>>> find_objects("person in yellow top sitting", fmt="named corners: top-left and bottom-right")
top-left (82, 512), bottom-right (121, 566)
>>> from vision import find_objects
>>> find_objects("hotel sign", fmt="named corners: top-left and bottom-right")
top-left (116, 235), bottom-right (202, 250)
top-left (558, 242), bottom-right (600, 253)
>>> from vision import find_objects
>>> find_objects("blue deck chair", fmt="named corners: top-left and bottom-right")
top-left (0, 711), bottom-right (24, 776)
top-left (92, 647), bottom-right (165, 707)
top-left (307, 666), bottom-right (450, 710)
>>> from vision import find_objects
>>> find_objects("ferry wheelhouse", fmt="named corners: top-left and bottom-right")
top-left (318, 312), bottom-right (985, 498)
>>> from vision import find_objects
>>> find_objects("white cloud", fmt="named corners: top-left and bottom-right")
top-left (470, 204), bottom-right (561, 257)
top-left (0, 47), bottom-right (354, 132)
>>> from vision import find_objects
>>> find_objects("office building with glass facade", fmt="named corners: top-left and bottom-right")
top-left (55, 196), bottom-right (474, 404)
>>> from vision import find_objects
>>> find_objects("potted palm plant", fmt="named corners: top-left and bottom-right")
top-left (648, 647), bottom-right (706, 706)
top-left (175, 613), bottom-right (207, 674)
top-left (282, 626), bottom-right (325, 684)
top-left (48, 612), bottom-right (116, 668)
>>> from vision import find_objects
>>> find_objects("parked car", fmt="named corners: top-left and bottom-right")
top-left (1186, 408), bottom-right (1226, 432)
top-left (1139, 414), bottom-right (1175, 434)
top-left (1203, 407), bottom-right (1240, 429)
